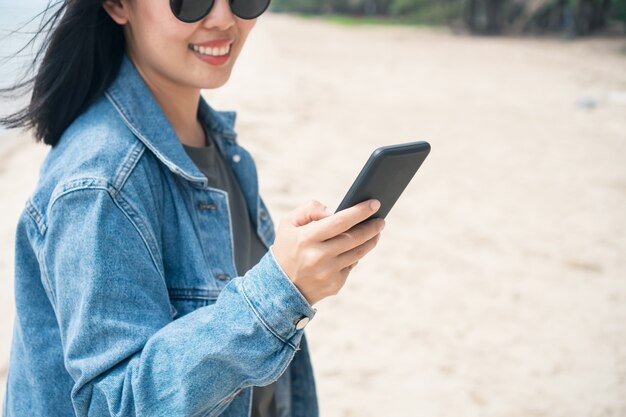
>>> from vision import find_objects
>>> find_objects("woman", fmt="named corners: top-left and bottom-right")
top-left (1, 0), bottom-right (385, 416)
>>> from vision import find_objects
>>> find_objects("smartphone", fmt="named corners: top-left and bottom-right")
top-left (334, 140), bottom-right (430, 223)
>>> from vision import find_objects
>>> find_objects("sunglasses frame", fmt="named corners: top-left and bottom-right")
top-left (170, 0), bottom-right (271, 23)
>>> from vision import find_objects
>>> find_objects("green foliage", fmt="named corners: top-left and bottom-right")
top-left (270, 0), bottom-right (380, 14)
top-left (270, 0), bottom-right (324, 14)
top-left (389, 0), bottom-right (464, 24)
top-left (270, 0), bottom-right (625, 34)
top-left (613, 0), bottom-right (626, 22)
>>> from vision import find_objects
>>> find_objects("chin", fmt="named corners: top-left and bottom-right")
top-left (197, 75), bottom-right (230, 90)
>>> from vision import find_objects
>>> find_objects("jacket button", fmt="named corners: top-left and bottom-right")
top-left (294, 316), bottom-right (310, 330)
top-left (232, 154), bottom-right (241, 163)
top-left (198, 202), bottom-right (217, 210)
top-left (216, 273), bottom-right (230, 281)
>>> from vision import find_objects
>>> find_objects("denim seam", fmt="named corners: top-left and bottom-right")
top-left (243, 347), bottom-right (298, 386)
top-left (105, 91), bottom-right (207, 186)
top-left (256, 190), bottom-right (272, 251)
top-left (221, 189), bottom-right (239, 278)
top-left (21, 210), bottom-right (59, 312)
top-left (207, 395), bottom-right (235, 417)
top-left (238, 278), bottom-right (296, 350)
top-left (46, 186), bottom-right (166, 284)
top-left (187, 185), bottom-right (232, 282)
top-left (48, 178), bottom-right (111, 210)
top-left (196, 100), bottom-right (238, 142)
top-left (183, 184), bottom-right (214, 271)
top-left (113, 192), bottom-right (165, 276)
top-left (37, 237), bottom-right (57, 312)
top-left (111, 140), bottom-right (145, 196)
top-left (206, 349), bottom-right (296, 417)
top-left (168, 288), bottom-right (219, 300)
top-left (24, 199), bottom-right (46, 235)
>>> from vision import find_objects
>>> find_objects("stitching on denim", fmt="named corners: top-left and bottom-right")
top-left (182, 184), bottom-right (214, 269)
top-left (22, 210), bottom-right (59, 312)
top-left (105, 91), bottom-right (207, 185)
top-left (257, 197), bottom-right (275, 250)
top-left (204, 343), bottom-right (297, 416)
top-left (247, 386), bottom-right (253, 417)
top-left (241, 348), bottom-right (297, 386)
top-left (168, 288), bottom-right (220, 300)
top-left (206, 394), bottom-right (235, 417)
top-left (111, 141), bottom-right (145, 196)
top-left (25, 199), bottom-right (46, 235)
top-left (38, 240), bottom-right (58, 313)
top-left (49, 178), bottom-right (111, 210)
top-left (220, 190), bottom-right (239, 279)
top-left (191, 186), bottom-right (238, 281)
top-left (46, 186), bottom-right (166, 283)
top-left (239, 279), bottom-right (296, 350)
top-left (113, 192), bottom-right (165, 279)
top-left (197, 97), bottom-right (238, 142)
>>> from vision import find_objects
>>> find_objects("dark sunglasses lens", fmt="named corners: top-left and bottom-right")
top-left (170, 0), bottom-right (214, 23)
top-left (230, 0), bottom-right (271, 19)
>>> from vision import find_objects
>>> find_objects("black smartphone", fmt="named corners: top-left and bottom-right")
top-left (334, 140), bottom-right (431, 223)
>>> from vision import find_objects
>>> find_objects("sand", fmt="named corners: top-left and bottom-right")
top-left (1, 13), bottom-right (625, 417)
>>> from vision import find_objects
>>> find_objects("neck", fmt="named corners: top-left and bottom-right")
top-left (129, 55), bottom-right (206, 147)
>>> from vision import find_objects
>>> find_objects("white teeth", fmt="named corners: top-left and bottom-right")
top-left (190, 43), bottom-right (231, 57)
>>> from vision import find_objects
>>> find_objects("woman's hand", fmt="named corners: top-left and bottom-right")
top-left (271, 199), bottom-right (385, 306)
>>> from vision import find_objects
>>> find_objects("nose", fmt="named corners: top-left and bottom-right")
top-left (201, 0), bottom-right (235, 31)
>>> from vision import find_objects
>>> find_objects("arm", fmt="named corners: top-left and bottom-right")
top-left (42, 186), bottom-right (315, 417)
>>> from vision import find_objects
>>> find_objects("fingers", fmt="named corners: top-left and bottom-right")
top-left (341, 260), bottom-right (359, 273)
top-left (336, 233), bottom-right (381, 270)
top-left (305, 199), bottom-right (381, 242)
top-left (273, 198), bottom-right (385, 305)
top-left (323, 217), bottom-right (385, 257)
top-left (286, 200), bottom-right (333, 227)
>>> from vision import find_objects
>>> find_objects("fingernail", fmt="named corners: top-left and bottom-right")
top-left (370, 200), bottom-right (380, 211)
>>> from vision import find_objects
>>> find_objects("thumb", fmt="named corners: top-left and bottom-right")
top-left (289, 200), bottom-right (333, 227)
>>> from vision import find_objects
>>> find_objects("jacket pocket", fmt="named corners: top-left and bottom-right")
top-left (168, 288), bottom-right (219, 320)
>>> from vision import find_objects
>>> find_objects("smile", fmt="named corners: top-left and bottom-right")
top-left (189, 43), bottom-right (231, 57)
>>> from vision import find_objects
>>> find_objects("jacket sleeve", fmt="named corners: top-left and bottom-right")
top-left (41, 186), bottom-right (316, 417)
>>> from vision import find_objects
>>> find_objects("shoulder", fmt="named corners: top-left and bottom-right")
top-left (27, 94), bottom-right (166, 236)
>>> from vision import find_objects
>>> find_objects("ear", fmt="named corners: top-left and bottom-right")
top-left (102, 0), bottom-right (129, 25)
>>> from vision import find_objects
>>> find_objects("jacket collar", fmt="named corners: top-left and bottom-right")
top-left (104, 53), bottom-right (238, 187)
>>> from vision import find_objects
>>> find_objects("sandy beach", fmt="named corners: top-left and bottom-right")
top-left (1, 13), bottom-right (625, 416)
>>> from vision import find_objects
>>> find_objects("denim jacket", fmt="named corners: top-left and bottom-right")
top-left (3, 54), bottom-right (319, 417)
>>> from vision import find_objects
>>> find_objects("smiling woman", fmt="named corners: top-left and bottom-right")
top-left (0, 0), bottom-right (385, 416)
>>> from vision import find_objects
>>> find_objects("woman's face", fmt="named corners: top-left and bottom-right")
top-left (105, 0), bottom-right (256, 90)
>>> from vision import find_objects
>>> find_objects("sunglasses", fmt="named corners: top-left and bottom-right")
top-left (170, 0), bottom-right (271, 23)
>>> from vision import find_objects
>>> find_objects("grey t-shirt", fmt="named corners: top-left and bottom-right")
top-left (181, 122), bottom-right (282, 417)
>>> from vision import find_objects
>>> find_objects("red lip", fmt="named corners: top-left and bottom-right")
top-left (191, 38), bottom-right (234, 48)
top-left (192, 50), bottom-right (230, 66)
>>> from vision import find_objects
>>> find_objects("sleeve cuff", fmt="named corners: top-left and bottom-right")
top-left (240, 245), bottom-right (317, 347)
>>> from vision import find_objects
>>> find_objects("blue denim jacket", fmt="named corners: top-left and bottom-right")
top-left (3, 54), bottom-right (319, 417)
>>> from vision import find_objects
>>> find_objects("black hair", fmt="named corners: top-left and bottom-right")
top-left (0, 0), bottom-right (125, 146)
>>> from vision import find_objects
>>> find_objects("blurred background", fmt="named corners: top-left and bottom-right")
top-left (271, 0), bottom-right (626, 36)
top-left (1, 1), bottom-right (625, 416)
